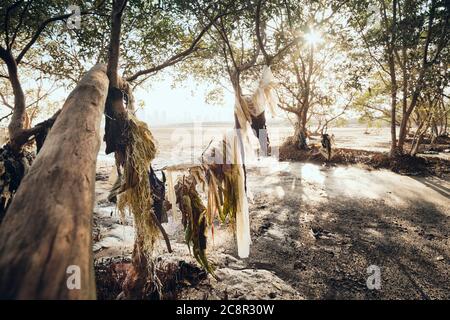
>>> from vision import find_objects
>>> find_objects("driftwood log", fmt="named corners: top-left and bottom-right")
top-left (0, 64), bottom-right (109, 299)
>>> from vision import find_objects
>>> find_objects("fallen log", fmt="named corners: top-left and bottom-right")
top-left (0, 64), bottom-right (109, 299)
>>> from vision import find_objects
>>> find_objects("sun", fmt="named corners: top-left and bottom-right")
top-left (304, 29), bottom-right (323, 46)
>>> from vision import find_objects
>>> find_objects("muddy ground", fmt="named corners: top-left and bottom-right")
top-left (94, 159), bottom-right (449, 300)
top-left (93, 126), bottom-right (449, 300)
top-left (244, 163), bottom-right (449, 299)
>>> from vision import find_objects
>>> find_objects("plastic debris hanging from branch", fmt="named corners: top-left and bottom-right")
top-left (174, 175), bottom-right (217, 278)
top-left (234, 65), bottom-right (279, 132)
top-left (202, 132), bottom-right (251, 258)
top-left (161, 66), bottom-right (278, 275)
top-left (108, 66), bottom-right (279, 277)
top-left (165, 130), bottom-right (252, 272)
top-left (234, 65), bottom-right (278, 156)
top-left (319, 134), bottom-right (335, 161)
top-left (0, 144), bottom-right (34, 223)
top-left (249, 65), bottom-right (279, 118)
top-left (117, 114), bottom-right (158, 256)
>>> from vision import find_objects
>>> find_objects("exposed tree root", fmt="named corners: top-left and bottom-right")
top-left (95, 256), bottom-right (207, 300)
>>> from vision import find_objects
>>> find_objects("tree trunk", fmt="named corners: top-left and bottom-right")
top-left (293, 115), bottom-right (301, 138)
top-left (103, 0), bottom-right (154, 299)
top-left (397, 1), bottom-right (438, 154)
top-left (121, 237), bottom-right (156, 299)
top-left (410, 133), bottom-right (423, 156)
top-left (0, 48), bottom-right (27, 151)
top-left (293, 109), bottom-right (307, 147)
top-left (300, 105), bottom-right (308, 135)
top-left (105, 0), bottom-right (129, 159)
top-left (410, 119), bottom-right (427, 156)
top-left (0, 64), bottom-right (109, 299)
top-left (388, 57), bottom-right (398, 157)
top-left (385, 0), bottom-right (399, 157)
top-left (294, 107), bottom-right (308, 138)
top-left (397, 116), bottom-right (407, 152)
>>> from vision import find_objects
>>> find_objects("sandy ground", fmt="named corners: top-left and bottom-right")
top-left (93, 126), bottom-right (450, 300)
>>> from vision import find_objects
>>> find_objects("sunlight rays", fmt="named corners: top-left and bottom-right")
top-left (304, 28), bottom-right (324, 46)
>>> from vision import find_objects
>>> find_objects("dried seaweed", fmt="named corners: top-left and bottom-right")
top-left (117, 115), bottom-right (158, 256)
top-left (174, 176), bottom-right (217, 278)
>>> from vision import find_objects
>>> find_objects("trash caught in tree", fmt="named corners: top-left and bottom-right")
top-left (234, 66), bottom-right (278, 153)
top-left (174, 175), bottom-right (216, 278)
top-left (320, 134), bottom-right (334, 161)
top-left (116, 114), bottom-right (158, 255)
top-left (0, 144), bottom-right (34, 223)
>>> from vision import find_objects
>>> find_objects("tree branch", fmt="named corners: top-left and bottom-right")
top-left (9, 0), bottom-right (32, 49)
top-left (256, 0), bottom-right (271, 65)
top-left (0, 92), bottom-right (13, 109)
top-left (126, 8), bottom-right (233, 82)
top-left (4, 1), bottom-right (24, 49)
top-left (16, 8), bottom-right (100, 64)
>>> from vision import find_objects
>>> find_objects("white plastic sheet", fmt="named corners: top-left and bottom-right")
top-left (166, 170), bottom-right (177, 217)
top-left (232, 137), bottom-right (251, 258)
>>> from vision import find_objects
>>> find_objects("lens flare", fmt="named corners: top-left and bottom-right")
top-left (304, 29), bottom-right (323, 46)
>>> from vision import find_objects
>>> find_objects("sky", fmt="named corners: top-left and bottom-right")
top-left (133, 72), bottom-right (236, 126)
top-left (0, 67), bottom-right (291, 129)
top-left (132, 70), bottom-right (288, 127)
top-left (0, 70), bottom-right (237, 127)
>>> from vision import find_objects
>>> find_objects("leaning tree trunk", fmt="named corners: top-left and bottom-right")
top-left (0, 64), bottom-right (109, 299)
